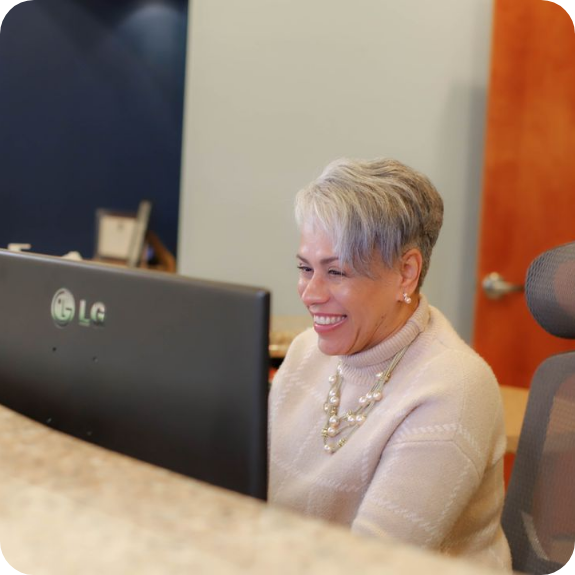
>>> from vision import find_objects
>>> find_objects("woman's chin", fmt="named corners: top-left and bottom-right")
top-left (317, 336), bottom-right (349, 357)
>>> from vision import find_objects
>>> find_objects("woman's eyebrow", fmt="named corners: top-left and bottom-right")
top-left (296, 255), bottom-right (340, 265)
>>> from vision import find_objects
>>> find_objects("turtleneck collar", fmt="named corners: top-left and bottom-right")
top-left (338, 294), bottom-right (430, 382)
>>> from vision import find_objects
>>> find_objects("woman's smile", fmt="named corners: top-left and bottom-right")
top-left (312, 314), bottom-right (347, 330)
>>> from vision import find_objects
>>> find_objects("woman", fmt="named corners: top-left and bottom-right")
top-left (268, 158), bottom-right (511, 570)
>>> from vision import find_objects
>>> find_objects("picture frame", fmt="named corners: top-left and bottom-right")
top-left (94, 201), bottom-right (152, 266)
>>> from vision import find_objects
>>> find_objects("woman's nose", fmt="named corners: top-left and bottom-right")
top-left (299, 274), bottom-right (330, 306)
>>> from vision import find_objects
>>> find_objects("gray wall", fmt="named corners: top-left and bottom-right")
top-left (178, 0), bottom-right (494, 342)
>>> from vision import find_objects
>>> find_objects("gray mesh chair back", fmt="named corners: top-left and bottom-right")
top-left (501, 241), bottom-right (575, 574)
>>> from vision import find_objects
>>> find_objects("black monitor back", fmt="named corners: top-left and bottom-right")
top-left (0, 249), bottom-right (269, 499)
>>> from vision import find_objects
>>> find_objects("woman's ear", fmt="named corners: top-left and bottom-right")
top-left (399, 248), bottom-right (423, 295)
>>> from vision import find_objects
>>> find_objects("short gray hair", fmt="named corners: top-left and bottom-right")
top-left (295, 157), bottom-right (444, 287)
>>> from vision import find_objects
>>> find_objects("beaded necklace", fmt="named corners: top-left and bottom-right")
top-left (322, 346), bottom-right (409, 454)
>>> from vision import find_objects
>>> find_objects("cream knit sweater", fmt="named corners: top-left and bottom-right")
top-left (269, 296), bottom-right (511, 571)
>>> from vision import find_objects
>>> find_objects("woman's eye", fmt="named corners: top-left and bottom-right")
top-left (328, 268), bottom-right (345, 277)
top-left (297, 264), bottom-right (312, 274)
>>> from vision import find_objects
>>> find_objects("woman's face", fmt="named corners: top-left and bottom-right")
top-left (297, 224), bottom-right (409, 356)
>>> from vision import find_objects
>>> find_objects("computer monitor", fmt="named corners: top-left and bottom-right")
top-left (0, 249), bottom-right (270, 499)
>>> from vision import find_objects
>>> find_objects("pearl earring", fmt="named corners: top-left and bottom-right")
top-left (403, 292), bottom-right (412, 304)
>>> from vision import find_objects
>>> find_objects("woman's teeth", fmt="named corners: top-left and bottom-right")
top-left (314, 315), bottom-right (346, 325)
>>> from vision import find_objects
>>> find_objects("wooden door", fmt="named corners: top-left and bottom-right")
top-left (473, 0), bottom-right (575, 390)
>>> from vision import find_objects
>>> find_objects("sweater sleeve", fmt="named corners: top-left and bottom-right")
top-left (351, 349), bottom-right (506, 551)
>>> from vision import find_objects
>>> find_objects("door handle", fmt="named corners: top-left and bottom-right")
top-left (482, 272), bottom-right (524, 300)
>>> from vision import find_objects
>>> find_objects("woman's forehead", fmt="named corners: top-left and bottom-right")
top-left (298, 225), bottom-right (338, 258)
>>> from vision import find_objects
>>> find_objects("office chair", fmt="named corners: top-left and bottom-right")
top-left (501, 241), bottom-right (575, 574)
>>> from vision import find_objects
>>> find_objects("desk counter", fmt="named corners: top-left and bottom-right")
top-left (0, 403), bottom-right (507, 575)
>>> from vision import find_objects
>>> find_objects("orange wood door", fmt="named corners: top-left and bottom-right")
top-left (473, 0), bottom-right (575, 389)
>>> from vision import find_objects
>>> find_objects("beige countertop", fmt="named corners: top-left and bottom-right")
top-left (500, 385), bottom-right (529, 454)
top-left (269, 315), bottom-right (312, 358)
top-left (0, 403), bottom-right (508, 575)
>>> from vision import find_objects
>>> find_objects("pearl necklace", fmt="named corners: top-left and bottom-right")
top-left (322, 346), bottom-right (409, 454)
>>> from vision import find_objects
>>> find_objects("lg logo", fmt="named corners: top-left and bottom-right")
top-left (51, 289), bottom-right (106, 328)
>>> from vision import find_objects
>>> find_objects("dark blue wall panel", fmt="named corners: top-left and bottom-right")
top-left (0, 0), bottom-right (187, 258)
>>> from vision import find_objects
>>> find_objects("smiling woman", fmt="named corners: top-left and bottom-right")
top-left (268, 158), bottom-right (512, 571)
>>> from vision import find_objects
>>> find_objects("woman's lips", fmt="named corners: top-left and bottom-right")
top-left (312, 314), bottom-right (347, 333)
